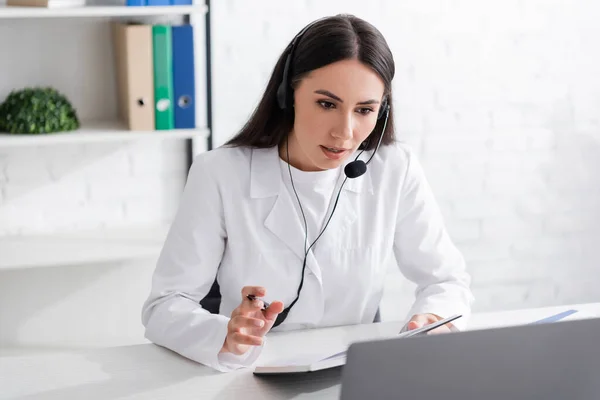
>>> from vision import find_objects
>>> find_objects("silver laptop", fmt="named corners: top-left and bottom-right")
top-left (340, 317), bottom-right (600, 400)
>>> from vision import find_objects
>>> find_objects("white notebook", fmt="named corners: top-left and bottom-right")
top-left (253, 314), bottom-right (462, 375)
top-left (253, 350), bottom-right (348, 375)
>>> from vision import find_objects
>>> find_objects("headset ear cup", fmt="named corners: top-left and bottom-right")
top-left (277, 53), bottom-right (293, 110)
top-left (377, 99), bottom-right (388, 119)
top-left (277, 82), bottom-right (287, 110)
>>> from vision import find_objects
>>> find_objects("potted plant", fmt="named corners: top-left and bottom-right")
top-left (0, 86), bottom-right (80, 134)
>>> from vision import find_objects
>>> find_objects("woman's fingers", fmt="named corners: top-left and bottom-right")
top-left (407, 314), bottom-right (431, 330)
top-left (236, 286), bottom-right (267, 315)
top-left (407, 313), bottom-right (452, 335)
top-left (231, 285), bottom-right (284, 327)
top-left (407, 320), bottom-right (422, 330)
top-left (241, 286), bottom-right (266, 299)
top-left (229, 331), bottom-right (263, 347)
top-left (264, 300), bottom-right (285, 321)
top-left (231, 315), bottom-right (265, 330)
top-left (222, 287), bottom-right (274, 355)
top-left (223, 315), bottom-right (266, 355)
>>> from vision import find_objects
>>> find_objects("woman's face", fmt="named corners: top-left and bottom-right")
top-left (282, 58), bottom-right (386, 172)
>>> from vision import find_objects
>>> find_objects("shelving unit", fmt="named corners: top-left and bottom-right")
top-left (0, 0), bottom-right (214, 352)
top-left (0, 3), bottom-right (211, 267)
top-left (0, 2), bottom-right (211, 149)
top-left (0, 120), bottom-right (209, 147)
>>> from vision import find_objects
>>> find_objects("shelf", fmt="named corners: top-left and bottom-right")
top-left (0, 120), bottom-right (209, 147)
top-left (0, 4), bottom-right (207, 19)
top-left (0, 224), bottom-right (171, 270)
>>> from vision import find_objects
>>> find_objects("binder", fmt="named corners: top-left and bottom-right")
top-left (172, 25), bottom-right (196, 129)
top-left (126, 0), bottom-right (146, 5)
top-left (147, 0), bottom-right (170, 5)
top-left (112, 23), bottom-right (155, 131)
top-left (170, 0), bottom-right (192, 4)
top-left (152, 25), bottom-right (175, 130)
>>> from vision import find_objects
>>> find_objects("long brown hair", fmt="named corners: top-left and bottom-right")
top-left (225, 14), bottom-right (396, 150)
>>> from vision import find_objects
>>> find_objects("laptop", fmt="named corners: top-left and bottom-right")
top-left (340, 317), bottom-right (600, 400)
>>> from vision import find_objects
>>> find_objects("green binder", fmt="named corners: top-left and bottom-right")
top-left (152, 25), bottom-right (174, 130)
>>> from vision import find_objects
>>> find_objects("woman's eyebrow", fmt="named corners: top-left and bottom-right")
top-left (314, 89), bottom-right (380, 105)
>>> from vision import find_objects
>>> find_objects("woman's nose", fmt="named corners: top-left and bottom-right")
top-left (332, 113), bottom-right (353, 140)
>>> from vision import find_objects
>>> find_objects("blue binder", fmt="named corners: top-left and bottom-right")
top-left (171, 0), bottom-right (192, 4)
top-left (147, 0), bottom-right (170, 5)
top-left (126, 0), bottom-right (145, 5)
top-left (172, 24), bottom-right (196, 129)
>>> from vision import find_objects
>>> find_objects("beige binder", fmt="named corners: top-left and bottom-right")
top-left (112, 23), bottom-right (155, 131)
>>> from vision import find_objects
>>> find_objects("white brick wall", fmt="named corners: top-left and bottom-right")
top-left (211, 0), bottom-right (600, 314)
top-left (0, 142), bottom-right (187, 236)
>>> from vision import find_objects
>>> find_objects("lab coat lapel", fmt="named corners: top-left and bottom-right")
top-left (313, 159), bottom-right (373, 245)
top-left (264, 189), bottom-right (309, 262)
top-left (250, 147), bottom-right (323, 284)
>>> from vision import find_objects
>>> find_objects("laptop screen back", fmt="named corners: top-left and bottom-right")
top-left (340, 318), bottom-right (600, 400)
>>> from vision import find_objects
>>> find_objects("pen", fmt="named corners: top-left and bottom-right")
top-left (246, 294), bottom-right (269, 310)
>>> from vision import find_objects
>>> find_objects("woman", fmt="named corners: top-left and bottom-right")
top-left (141, 14), bottom-right (474, 372)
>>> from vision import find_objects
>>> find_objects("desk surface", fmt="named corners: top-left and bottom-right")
top-left (2, 302), bottom-right (599, 400)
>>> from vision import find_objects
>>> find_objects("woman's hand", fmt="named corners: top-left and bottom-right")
top-left (220, 286), bottom-right (284, 356)
top-left (406, 313), bottom-right (454, 335)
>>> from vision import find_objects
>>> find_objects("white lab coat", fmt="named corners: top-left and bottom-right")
top-left (141, 141), bottom-right (474, 372)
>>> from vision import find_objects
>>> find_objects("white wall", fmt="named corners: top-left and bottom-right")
top-left (0, 260), bottom-right (154, 348)
top-left (210, 0), bottom-right (600, 317)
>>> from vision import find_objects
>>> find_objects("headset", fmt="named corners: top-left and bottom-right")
top-left (271, 18), bottom-right (391, 328)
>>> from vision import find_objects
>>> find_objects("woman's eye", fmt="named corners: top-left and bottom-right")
top-left (317, 100), bottom-right (335, 109)
top-left (357, 107), bottom-right (373, 115)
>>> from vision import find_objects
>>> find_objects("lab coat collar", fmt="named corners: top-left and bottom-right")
top-left (343, 150), bottom-right (375, 194)
top-left (249, 146), bottom-right (373, 198)
top-left (343, 163), bottom-right (374, 193)
top-left (249, 147), bottom-right (282, 199)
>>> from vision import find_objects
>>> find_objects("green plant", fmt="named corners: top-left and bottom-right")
top-left (0, 87), bottom-right (80, 134)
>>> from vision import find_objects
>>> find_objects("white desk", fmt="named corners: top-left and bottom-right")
top-left (2, 303), bottom-right (599, 400)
